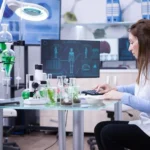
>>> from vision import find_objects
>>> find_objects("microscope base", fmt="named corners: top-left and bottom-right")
top-left (23, 99), bottom-right (49, 105)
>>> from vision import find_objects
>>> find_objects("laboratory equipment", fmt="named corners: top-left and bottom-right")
top-left (22, 89), bottom-right (30, 100)
top-left (61, 86), bottom-right (73, 106)
top-left (21, 74), bottom-right (30, 100)
top-left (2, 43), bottom-right (15, 77)
top-left (2, 42), bottom-right (15, 94)
top-left (29, 75), bottom-right (34, 92)
top-left (72, 85), bottom-right (80, 104)
top-left (47, 86), bottom-right (57, 105)
top-left (57, 76), bottom-right (63, 103)
top-left (0, 0), bottom-right (49, 22)
top-left (0, 42), bottom-right (6, 62)
top-left (35, 64), bottom-right (43, 81)
top-left (0, 24), bottom-right (12, 62)
top-left (39, 81), bottom-right (47, 99)
top-left (22, 64), bottom-right (49, 105)
top-left (47, 73), bottom-right (52, 87)
top-left (0, 23), bottom-right (14, 94)
top-left (0, 23), bottom-right (14, 88)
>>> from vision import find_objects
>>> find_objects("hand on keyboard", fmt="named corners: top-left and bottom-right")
top-left (81, 90), bottom-right (103, 95)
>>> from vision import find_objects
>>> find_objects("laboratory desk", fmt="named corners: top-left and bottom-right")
top-left (0, 97), bottom-right (122, 150)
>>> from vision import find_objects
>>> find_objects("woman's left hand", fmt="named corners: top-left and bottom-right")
top-left (103, 90), bottom-right (124, 100)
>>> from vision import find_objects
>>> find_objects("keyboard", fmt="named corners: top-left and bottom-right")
top-left (0, 99), bottom-right (20, 106)
top-left (81, 90), bottom-right (103, 96)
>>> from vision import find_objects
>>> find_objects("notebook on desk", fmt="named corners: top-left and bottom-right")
top-left (0, 99), bottom-right (20, 106)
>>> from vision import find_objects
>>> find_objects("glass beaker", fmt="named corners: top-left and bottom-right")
top-left (57, 76), bottom-right (63, 102)
top-left (47, 86), bottom-right (57, 105)
top-left (72, 85), bottom-right (80, 104)
top-left (57, 76), bottom-right (63, 87)
top-left (39, 81), bottom-right (47, 99)
top-left (62, 75), bottom-right (68, 86)
top-left (69, 78), bottom-right (76, 86)
top-left (61, 86), bottom-right (73, 106)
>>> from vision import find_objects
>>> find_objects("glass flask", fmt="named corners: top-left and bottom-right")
top-left (0, 42), bottom-right (6, 61)
top-left (0, 23), bottom-right (13, 67)
top-left (2, 43), bottom-right (15, 78)
top-left (0, 24), bottom-right (13, 42)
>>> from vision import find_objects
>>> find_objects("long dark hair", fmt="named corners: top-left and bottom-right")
top-left (129, 19), bottom-right (150, 84)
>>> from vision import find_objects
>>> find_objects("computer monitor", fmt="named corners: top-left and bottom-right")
top-left (41, 40), bottom-right (100, 78)
top-left (119, 38), bottom-right (136, 61)
top-left (100, 38), bottom-right (119, 61)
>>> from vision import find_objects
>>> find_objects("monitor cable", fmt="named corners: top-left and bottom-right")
top-left (44, 110), bottom-right (68, 150)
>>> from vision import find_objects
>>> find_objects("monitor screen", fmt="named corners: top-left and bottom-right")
top-left (0, 0), bottom-right (61, 44)
top-left (100, 38), bottom-right (119, 61)
top-left (119, 38), bottom-right (135, 61)
top-left (41, 40), bottom-right (100, 78)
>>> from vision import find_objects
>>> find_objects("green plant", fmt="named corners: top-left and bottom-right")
top-left (47, 89), bottom-right (55, 103)
top-left (73, 87), bottom-right (79, 99)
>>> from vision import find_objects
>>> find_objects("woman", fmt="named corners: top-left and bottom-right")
top-left (94, 19), bottom-right (150, 150)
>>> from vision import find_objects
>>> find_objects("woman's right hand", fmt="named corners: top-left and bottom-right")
top-left (94, 84), bottom-right (116, 94)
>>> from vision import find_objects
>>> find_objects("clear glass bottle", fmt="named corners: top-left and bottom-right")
top-left (39, 81), bottom-right (47, 98)
top-left (0, 24), bottom-right (13, 43)
top-left (57, 76), bottom-right (63, 102)
top-left (69, 78), bottom-right (76, 86)
top-left (47, 73), bottom-right (52, 88)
